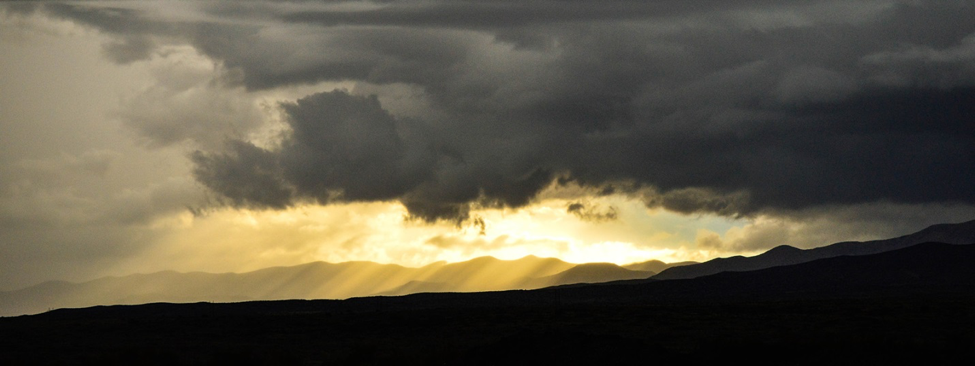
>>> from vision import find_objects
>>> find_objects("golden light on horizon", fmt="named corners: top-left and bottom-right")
top-left (110, 188), bottom-right (739, 280)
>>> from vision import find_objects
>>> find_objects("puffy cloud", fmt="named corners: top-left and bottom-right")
top-left (191, 90), bottom-right (554, 221)
top-left (116, 45), bottom-right (265, 148)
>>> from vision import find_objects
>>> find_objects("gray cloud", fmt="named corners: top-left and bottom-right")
top-left (641, 188), bottom-right (752, 218)
top-left (279, 91), bottom-right (427, 202)
top-left (101, 35), bottom-right (155, 64)
top-left (40, 1), bottom-right (975, 220)
top-left (191, 140), bottom-right (294, 210)
top-left (566, 202), bottom-right (618, 222)
top-left (17, 150), bottom-right (119, 179)
top-left (117, 49), bottom-right (265, 149)
top-left (192, 90), bottom-right (553, 221)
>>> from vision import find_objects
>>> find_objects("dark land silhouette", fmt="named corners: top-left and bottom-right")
top-left (0, 253), bottom-right (670, 316)
top-left (654, 219), bottom-right (975, 279)
top-left (2, 239), bottom-right (975, 365)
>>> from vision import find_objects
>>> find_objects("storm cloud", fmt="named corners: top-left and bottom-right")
top-left (192, 90), bottom-right (553, 221)
top-left (39, 0), bottom-right (975, 221)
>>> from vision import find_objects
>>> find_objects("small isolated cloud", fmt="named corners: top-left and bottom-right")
top-left (566, 202), bottom-right (618, 222)
top-left (642, 187), bottom-right (752, 218)
top-left (695, 230), bottom-right (725, 250)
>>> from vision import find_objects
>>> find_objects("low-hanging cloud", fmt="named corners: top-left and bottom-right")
top-left (37, 1), bottom-right (975, 221)
top-left (566, 202), bottom-right (619, 222)
top-left (192, 90), bottom-right (554, 221)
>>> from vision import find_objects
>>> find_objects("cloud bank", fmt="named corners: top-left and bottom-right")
top-left (46, 0), bottom-right (969, 221)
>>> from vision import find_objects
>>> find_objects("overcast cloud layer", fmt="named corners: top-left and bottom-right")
top-left (23, 1), bottom-right (975, 221)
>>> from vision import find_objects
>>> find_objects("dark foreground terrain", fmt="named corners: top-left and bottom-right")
top-left (2, 242), bottom-right (974, 365)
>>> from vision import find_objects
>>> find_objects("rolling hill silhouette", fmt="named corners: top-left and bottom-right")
top-left (532, 262), bottom-right (651, 286)
top-left (3, 241), bottom-right (974, 365)
top-left (548, 242), bottom-right (975, 304)
top-left (4, 220), bottom-right (973, 317)
top-left (323, 241), bottom-right (975, 309)
top-left (654, 219), bottom-right (975, 280)
top-left (22, 240), bottom-right (972, 316)
top-left (0, 254), bottom-right (650, 316)
top-left (623, 259), bottom-right (697, 273)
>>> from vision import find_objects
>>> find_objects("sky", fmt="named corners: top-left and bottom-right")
top-left (1, 0), bottom-right (974, 291)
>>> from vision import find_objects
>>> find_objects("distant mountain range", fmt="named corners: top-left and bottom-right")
top-left (4, 222), bottom-right (975, 365)
top-left (342, 240), bottom-right (975, 309)
top-left (6, 239), bottom-right (975, 365)
top-left (3, 219), bottom-right (974, 317)
top-left (0, 254), bottom-right (668, 316)
top-left (653, 219), bottom-right (975, 280)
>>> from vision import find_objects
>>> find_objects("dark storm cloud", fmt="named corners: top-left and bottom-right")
top-left (276, 91), bottom-right (433, 204)
top-left (43, 1), bottom-right (975, 220)
top-left (566, 202), bottom-right (618, 222)
top-left (191, 140), bottom-right (295, 210)
top-left (192, 91), bottom-right (553, 221)
top-left (278, 0), bottom-right (746, 29)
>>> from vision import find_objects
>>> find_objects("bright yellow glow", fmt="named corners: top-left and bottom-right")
top-left (111, 184), bottom-right (745, 279)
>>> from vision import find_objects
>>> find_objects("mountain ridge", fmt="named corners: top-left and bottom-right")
top-left (654, 219), bottom-right (975, 280)
top-left (5, 241), bottom-right (974, 366)
top-left (7, 219), bottom-right (973, 316)
top-left (0, 254), bottom-right (663, 316)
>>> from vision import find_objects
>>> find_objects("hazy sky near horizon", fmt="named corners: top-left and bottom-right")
top-left (2, 1), bottom-right (974, 290)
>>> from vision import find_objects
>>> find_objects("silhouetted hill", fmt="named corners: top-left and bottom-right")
top-left (0, 254), bottom-right (671, 316)
top-left (622, 259), bottom-right (697, 273)
top-left (654, 219), bottom-right (975, 280)
top-left (555, 242), bottom-right (975, 304)
top-left (11, 220), bottom-right (970, 317)
top-left (717, 242), bottom-right (975, 296)
top-left (0, 261), bottom-right (419, 316)
top-left (381, 261), bottom-right (651, 295)
top-left (37, 241), bottom-right (968, 315)
top-left (3, 242), bottom-right (974, 366)
top-left (376, 280), bottom-right (453, 296)
top-left (350, 241), bottom-right (975, 309)
top-left (413, 255), bottom-right (576, 292)
top-left (536, 263), bottom-right (652, 286)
